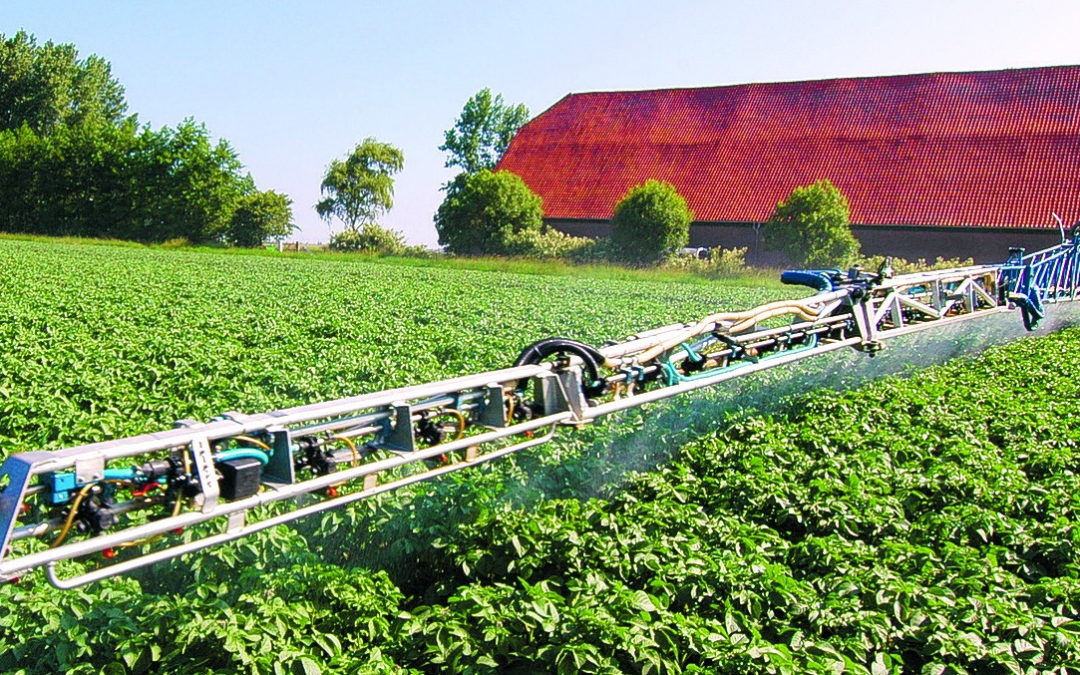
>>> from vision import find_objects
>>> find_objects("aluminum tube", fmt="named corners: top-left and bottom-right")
top-left (874, 307), bottom-right (1011, 340)
top-left (18, 365), bottom-right (549, 474)
top-left (584, 338), bottom-right (862, 419)
top-left (291, 410), bottom-right (392, 437)
top-left (42, 424), bottom-right (563, 589)
top-left (262, 365), bottom-right (546, 427)
top-left (320, 425), bottom-right (383, 443)
top-left (1, 411), bottom-right (573, 576)
top-left (877, 266), bottom-right (999, 289)
top-left (291, 391), bottom-right (485, 438)
top-left (11, 498), bottom-right (163, 542)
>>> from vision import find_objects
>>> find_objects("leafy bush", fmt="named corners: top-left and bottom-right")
top-left (858, 254), bottom-right (975, 275)
top-left (610, 179), bottom-right (693, 264)
top-left (565, 236), bottom-right (619, 264)
top-left (435, 169), bottom-right (543, 255)
top-left (329, 223), bottom-right (407, 255)
top-left (225, 190), bottom-right (295, 247)
top-left (764, 179), bottom-right (860, 268)
top-left (502, 228), bottom-right (593, 259)
top-left (663, 246), bottom-right (749, 278)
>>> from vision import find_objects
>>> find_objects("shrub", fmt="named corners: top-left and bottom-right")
top-left (435, 170), bottom-right (543, 255)
top-left (764, 179), bottom-right (859, 268)
top-left (858, 254), bottom-right (974, 275)
top-left (329, 224), bottom-right (407, 254)
top-left (610, 179), bottom-right (693, 264)
top-left (225, 190), bottom-right (295, 247)
top-left (503, 228), bottom-right (594, 259)
top-left (565, 237), bottom-right (619, 264)
top-left (663, 246), bottom-right (749, 278)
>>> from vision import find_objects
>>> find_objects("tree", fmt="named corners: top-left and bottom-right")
top-left (610, 179), bottom-right (693, 264)
top-left (763, 179), bottom-right (860, 268)
top-left (137, 119), bottom-right (254, 243)
top-left (440, 88), bottom-right (529, 175)
top-left (0, 30), bottom-right (128, 134)
top-left (226, 190), bottom-right (295, 247)
top-left (435, 170), bottom-right (543, 255)
top-left (316, 138), bottom-right (404, 234)
top-left (0, 117), bottom-right (264, 244)
top-left (0, 32), bottom-right (275, 246)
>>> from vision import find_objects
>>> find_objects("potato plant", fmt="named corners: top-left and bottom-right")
top-left (0, 238), bottom-right (1076, 673)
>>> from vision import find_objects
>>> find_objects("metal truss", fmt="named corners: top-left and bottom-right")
top-left (1, 235), bottom-right (1078, 588)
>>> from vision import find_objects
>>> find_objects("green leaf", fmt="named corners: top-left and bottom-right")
top-left (291, 657), bottom-right (322, 675)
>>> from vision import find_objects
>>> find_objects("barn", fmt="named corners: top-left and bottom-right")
top-left (496, 65), bottom-right (1080, 264)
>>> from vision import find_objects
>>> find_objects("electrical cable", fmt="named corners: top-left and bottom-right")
top-left (329, 435), bottom-right (360, 468)
top-left (49, 484), bottom-right (96, 549)
top-left (432, 409), bottom-right (467, 442)
top-left (116, 447), bottom-right (190, 548)
top-left (233, 435), bottom-right (271, 451)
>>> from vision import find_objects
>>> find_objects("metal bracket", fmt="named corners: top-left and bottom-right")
top-left (75, 456), bottom-right (105, 485)
top-left (190, 436), bottom-right (219, 513)
top-left (264, 426), bottom-right (295, 485)
top-left (226, 511), bottom-right (246, 533)
top-left (0, 452), bottom-right (51, 565)
top-left (556, 368), bottom-right (589, 423)
top-left (534, 372), bottom-right (569, 416)
top-left (386, 402), bottom-right (416, 451)
top-left (850, 293), bottom-right (878, 348)
top-left (478, 383), bottom-right (507, 427)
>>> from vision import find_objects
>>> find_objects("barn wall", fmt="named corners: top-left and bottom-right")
top-left (547, 219), bottom-right (1063, 266)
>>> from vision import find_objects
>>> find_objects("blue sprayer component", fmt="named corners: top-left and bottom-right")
top-left (780, 269), bottom-right (840, 292)
top-left (44, 468), bottom-right (139, 505)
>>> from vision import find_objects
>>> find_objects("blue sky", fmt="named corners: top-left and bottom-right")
top-left (5, 1), bottom-right (1080, 245)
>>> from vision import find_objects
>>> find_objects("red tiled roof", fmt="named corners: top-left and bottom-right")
top-left (496, 66), bottom-right (1080, 229)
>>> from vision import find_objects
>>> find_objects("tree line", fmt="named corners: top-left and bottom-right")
top-left (3, 29), bottom-right (859, 266)
top-left (0, 31), bottom-right (292, 246)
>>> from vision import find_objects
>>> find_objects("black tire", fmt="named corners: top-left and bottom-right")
top-left (512, 337), bottom-right (607, 397)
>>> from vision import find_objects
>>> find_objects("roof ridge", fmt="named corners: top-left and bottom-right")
top-left (562, 64), bottom-right (1080, 98)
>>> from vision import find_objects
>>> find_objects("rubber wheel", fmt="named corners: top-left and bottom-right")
top-left (512, 337), bottom-right (607, 398)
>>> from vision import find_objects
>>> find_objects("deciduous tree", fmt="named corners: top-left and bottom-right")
top-left (764, 179), bottom-right (860, 268)
top-left (610, 179), bottom-right (693, 264)
top-left (316, 138), bottom-right (404, 234)
top-left (0, 32), bottom-right (280, 246)
top-left (435, 170), bottom-right (543, 255)
top-left (226, 190), bottom-right (296, 247)
top-left (440, 89), bottom-right (529, 176)
top-left (0, 30), bottom-right (128, 133)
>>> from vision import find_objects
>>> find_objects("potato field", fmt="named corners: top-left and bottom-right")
top-left (0, 238), bottom-right (1077, 674)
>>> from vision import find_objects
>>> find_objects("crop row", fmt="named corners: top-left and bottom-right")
top-left (0, 239), bottom-right (1077, 673)
top-left (0, 238), bottom-right (784, 456)
top-left (3, 319), bottom-right (1078, 673)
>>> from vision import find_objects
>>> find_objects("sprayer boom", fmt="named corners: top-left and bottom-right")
top-left (2, 236), bottom-right (1078, 588)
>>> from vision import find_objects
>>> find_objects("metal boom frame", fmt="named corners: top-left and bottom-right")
top-left (2, 235), bottom-right (1078, 588)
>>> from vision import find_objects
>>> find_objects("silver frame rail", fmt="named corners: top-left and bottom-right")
top-left (1, 239), bottom-right (1077, 588)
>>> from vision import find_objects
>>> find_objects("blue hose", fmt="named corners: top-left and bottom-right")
top-left (662, 335), bottom-right (820, 385)
top-left (104, 468), bottom-right (138, 482)
top-left (214, 449), bottom-right (270, 465)
top-left (780, 270), bottom-right (840, 292)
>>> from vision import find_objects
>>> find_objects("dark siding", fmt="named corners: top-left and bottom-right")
top-left (547, 218), bottom-right (1063, 266)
